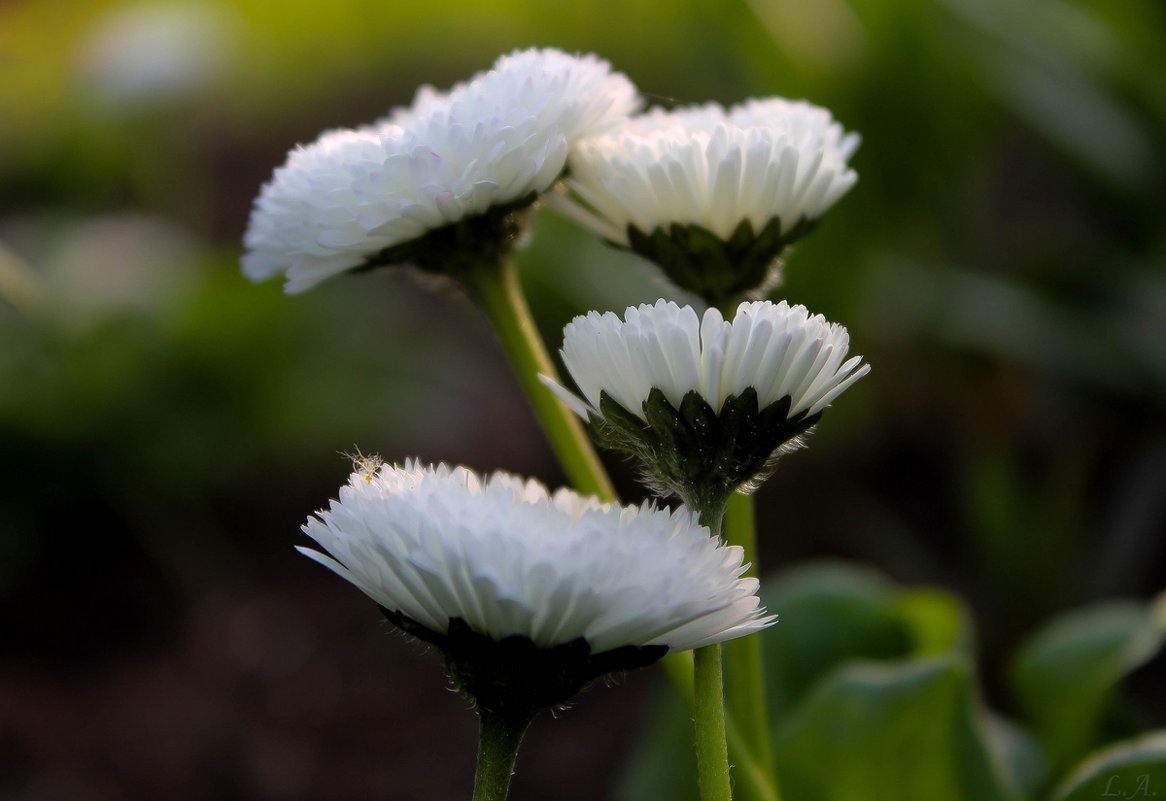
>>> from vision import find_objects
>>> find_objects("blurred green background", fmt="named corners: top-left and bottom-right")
top-left (1, 1), bottom-right (1163, 799)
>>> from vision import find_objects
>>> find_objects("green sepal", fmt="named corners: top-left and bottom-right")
top-left (591, 390), bottom-right (659, 465)
top-left (644, 387), bottom-right (695, 465)
top-left (622, 216), bottom-right (818, 308)
top-left (588, 386), bottom-right (821, 518)
top-left (355, 192), bottom-right (538, 280)
top-left (679, 390), bottom-right (718, 462)
top-left (380, 608), bottom-right (667, 720)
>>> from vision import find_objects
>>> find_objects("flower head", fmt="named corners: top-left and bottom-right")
top-left (541, 300), bottom-right (869, 513)
top-left (551, 98), bottom-right (858, 306)
top-left (299, 460), bottom-right (770, 712)
top-left (242, 48), bottom-right (640, 293)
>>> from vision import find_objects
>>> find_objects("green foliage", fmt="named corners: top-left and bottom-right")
top-left (1011, 594), bottom-right (1166, 776)
top-left (759, 562), bottom-right (970, 712)
top-left (775, 657), bottom-right (1016, 801)
top-left (1053, 733), bottom-right (1166, 801)
top-left (619, 564), bottom-right (1165, 801)
top-left (618, 563), bottom-right (996, 801)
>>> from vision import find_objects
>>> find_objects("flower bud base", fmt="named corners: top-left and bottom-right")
top-left (590, 386), bottom-right (819, 521)
top-left (624, 216), bottom-right (816, 307)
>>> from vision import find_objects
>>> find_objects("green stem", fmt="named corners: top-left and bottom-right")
top-left (465, 257), bottom-right (616, 501)
top-left (691, 511), bottom-right (733, 801)
top-left (722, 492), bottom-right (779, 797)
top-left (694, 644), bottom-right (732, 801)
top-left (723, 492), bottom-right (758, 575)
top-left (661, 655), bottom-right (779, 801)
top-left (472, 708), bottom-right (534, 801)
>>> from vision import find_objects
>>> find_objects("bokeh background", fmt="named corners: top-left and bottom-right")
top-left (1, 0), bottom-right (1163, 799)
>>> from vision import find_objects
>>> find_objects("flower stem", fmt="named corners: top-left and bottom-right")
top-left (465, 257), bottom-right (616, 501)
top-left (722, 491), bottom-right (780, 800)
top-left (661, 654), bottom-right (779, 801)
top-left (472, 708), bottom-right (534, 801)
top-left (694, 644), bottom-right (733, 801)
top-left (722, 492), bottom-right (758, 570)
top-left (690, 510), bottom-right (733, 801)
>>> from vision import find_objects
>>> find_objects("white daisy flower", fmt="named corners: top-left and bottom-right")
top-left (540, 299), bottom-right (869, 510)
top-left (548, 298), bottom-right (868, 421)
top-left (551, 97), bottom-right (859, 305)
top-left (299, 461), bottom-right (771, 658)
top-left (242, 48), bottom-right (640, 293)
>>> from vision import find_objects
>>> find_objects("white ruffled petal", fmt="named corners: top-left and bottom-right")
top-left (554, 299), bottom-right (868, 421)
top-left (243, 48), bottom-right (641, 292)
top-left (298, 461), bottom-right (770, 654)
top-left (558, 95), bottom-right (858, 245)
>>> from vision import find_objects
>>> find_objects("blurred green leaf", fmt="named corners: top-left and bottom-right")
top-left (761, 563), bottom-right (908, 713)
top-left (985, 712), bottom-right (1048, 799)
top-left (1052, 732), bottom-right (1166, 801)
top-left (1011, 594), bottom-right (1166, 774)
top-left (762, 562), bottom-right (971, 711)
top-left (774, 656), bottom-right (1018, 801)
top-left (896, 587), bottom-right (973, 656)
top-left (618, 564), bottom-right (980, 801)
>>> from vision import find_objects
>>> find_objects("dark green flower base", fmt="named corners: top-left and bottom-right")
top-left (624, 216), bottom-right (816, 309)
top-left (356, 192), bottom-right (538, 280)
top-left (590, 387), bottom-right (820, 524)
top-left (381, 608), bottom-right (667, 719)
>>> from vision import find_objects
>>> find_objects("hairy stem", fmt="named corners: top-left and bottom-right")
top-left (472, 708), bottom-right (533, 801)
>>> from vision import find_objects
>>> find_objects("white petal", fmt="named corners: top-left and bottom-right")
top-left (242, 48), bottom-right (641, 292)
top-left (556, 299), bottom-right (868, 420)
top-left (298, 462), bottom-right (771, 654)
top-left (558, 95), bottom-right (857, 244)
